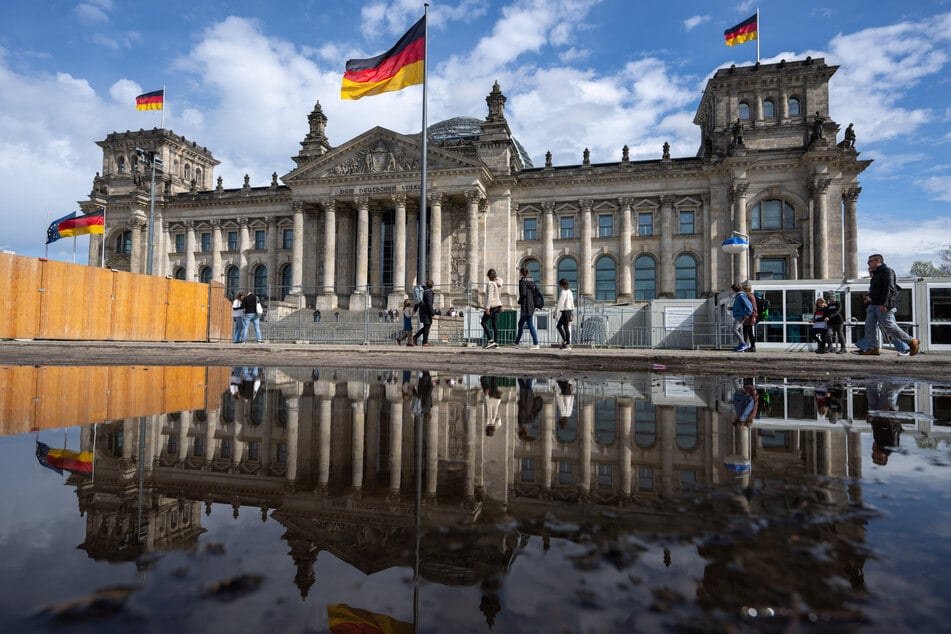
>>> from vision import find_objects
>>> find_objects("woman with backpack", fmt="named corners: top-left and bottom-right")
top-left (741, 283), bottom-right (757, 352)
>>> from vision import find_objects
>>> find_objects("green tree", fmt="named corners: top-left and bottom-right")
top-left (910, 260), bottom-right (941, 277)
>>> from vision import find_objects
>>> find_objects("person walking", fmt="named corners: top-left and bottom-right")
top-left (741, 283), bottom-right (757, 352)
top-left (481, 268), bottom-right (503, 349)
top-left (513, 267), bottom-right (539, 349)
top-left (231, 292), bottom-right (245, 343)
top-left (555, 278), bottom-right (575, 349)
top-left (858, 254), bottom-right (919, 356)
top-left (397, 298), bottom-right (415, 346)
top-left (240, 290), bottom-right (264, 343)
top-left (730, 284), bottom-right (753, 352)
top-left (412, 279), bottom-right (435, 347)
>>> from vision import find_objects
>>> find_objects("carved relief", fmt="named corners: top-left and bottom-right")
top-left (328, 140), bottom-right (420, 176)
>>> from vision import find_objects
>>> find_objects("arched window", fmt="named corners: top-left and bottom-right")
top-left (523, 258), bottom-right (540, 284)
top-left (788, 96), bottom-right (800, 116)
top-left (199, 266), bottom-right (212, 284)
top-left (117, 156), bottom-right (126, 173)
top-left (173, 267), bottom-right (186, 280)
top-left (738, 102), bottom-right (751, 120)
top-left (763, 99), bottom-right (775, 118)
top-left (279, 264), bottom-right (292, 297)
top-left (595, 256), bottom-right (617, 301)
top-left (634, 255), bottom-right (656, 301)
top-left (634, 401), bottom-right (656, 448)
top-left (184, 164), bottom-right (191, 181)
top-left (115, 231), bottom-right (132, 254)
top-left (674, 254), bottom-right (698, 299)
top-left (225, 265), bottom-right (240, 298)
top-left (594, 400), bottom-right (617, 445)
top-left (253, 264), bottom-right (268, 299)
top-left (195, 168), bottom-right (203, 189)
top-left (751, 199), bottom-right (796, 230)
top-left (557, 257), bottom-right (578, 293)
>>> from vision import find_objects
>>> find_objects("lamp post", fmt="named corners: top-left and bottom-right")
top-left (136, 148), bottom-right (163, 275)
top-left (721, 231), bottom-right (750, 283)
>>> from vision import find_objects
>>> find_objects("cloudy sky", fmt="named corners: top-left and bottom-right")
top-left (2, 0), bottom-right (950, 276)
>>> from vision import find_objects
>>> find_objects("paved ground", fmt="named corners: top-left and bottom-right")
top-left (1, 340), bottom-right (948, 382)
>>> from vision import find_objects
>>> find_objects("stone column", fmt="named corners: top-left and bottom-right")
top-left (129, 216), bottom-right (145, 275)
top-left (464, 386), bottom-right (477, 505)
top-left (204, 409), bottom-right (216, 464)
top-left (177, 411), bottom-right (190, 464)
top-left (349, 381), bottom-right (366, 493)
top-left (579, 399), bottom-right (593, 494)
top-left (580, 199), bottom-right (593, 298)
top-left (618, 197), bottom-right (633, 301)
top-left (426, 406), bottom-right (438, 501)
top-left (315, 380), bottom-right (333, 492)
top-left (541, 201), bottom-right (555, 292)
top-left (466, 190), bottom-right (481, 291)
top-left (812, 178), bottom-right (831, 279)
top-left (154, 215), bottom-right (168, 277)
top-left (350, 195), bottom-right (370, 311)
top-left (319, 199), bottom-right (337, 310)
top-left (389, 193), bottom-right (407, 307)
top-left (658, 195), bottom-right (674, 297)
top-left (211, 220), bottom-right (223, 283)
top-left (185, 221), bottom-right (196, 281)
top-left (658, 405), bottom-right (676, 496)
top-left (618, 397), bottom-right (633, 500)
top-left (285, 391), bottom-right (300, 487)
top-left (429, 192), bottom-right (443, 302)
top-left (702, 193), bottom-right (714, 292)
top-left (238, 219), bottom-right (250, 289)
top-left (540, 398), bottom-right (554, 492)
top-left (386, 383), bottom-right (404, 496)
top-left (842, 187), bottom-right (861, 279)
top-left (291, 201), bottom-right (304, 296)
top-left (407, 205), bottom-right (419, 290)
top-left (731, 183), bottom-right (750, 283)
top-left (267, 216), bottom-right (278, 299)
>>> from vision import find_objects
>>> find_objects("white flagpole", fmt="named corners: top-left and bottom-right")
top-left (756, 8), bottom-right (760, 63)
top-left (161, 84), bottom-right (166, 128)
top-left (417, 5), bottom-right (430, 286)
top-left (101, 207), bottom-right (106, 268)
top-left (72, 236), bottom-right (77, 264)
top-left (45, 210), bottom-right (50, 259)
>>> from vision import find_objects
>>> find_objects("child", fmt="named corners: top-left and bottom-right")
top-left (811, 297), bottom-right (829, 353)
top-left (397, 299), bottom-right (415, 346)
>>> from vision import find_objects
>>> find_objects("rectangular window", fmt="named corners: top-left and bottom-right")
top-left (247, 441), bottom-right (260, 461)
top-left (282, 228), bottom-right (293, 249)
top-left (521, 458), bottom-right (536, 482)
top-left (175, 234), bottom-right (185, 253)
top-left (227, 231), bottom-right (238, 251)
top-left (597, 464), bottom-right (613, 487)
top-left (254, 229), bottom-right (266, 250)
top-left (759, 258), bottom-right (787, 280)
top-left (598, 214), bottom-right (613, 238)
top-left (200, 232), bottom-right (211, 252)
top-left (558, 461), bottom-right (574, 485)
top-left (638, 213), bottom-right (653, 236)
top-left (523, 217), bottom-right (537, 241)
top-left (560, 216), bottom-right (574, 239)
top-left (638, 466), bottom-right (654, 492)
top-left (679, 210), bottom-right (695, 235)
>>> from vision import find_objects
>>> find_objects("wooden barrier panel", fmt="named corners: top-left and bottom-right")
top-left (207, 282), bottom-right (230, 342)
top-left (2, 253), bottom-right (41, 339)
top-left (110, 271), bottom-right (169, 341)
top-left (0, 365), bottom-right (229, 436)
top-left (166, 279), bottom-right (207, 342)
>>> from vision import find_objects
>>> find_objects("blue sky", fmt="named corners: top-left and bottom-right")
top-left (2, 0), bottom-right (950, 277)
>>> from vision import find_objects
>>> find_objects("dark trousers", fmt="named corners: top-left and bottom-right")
top-left (742, 323), bottom-right (756, 350)
top-left (812, 327), bottom-right (829, 350)
top-left (828, 322), bottom-right (845, 351)
top-left (481, 307), bottom-right (500, 342)
top-left (556, 311), bottom-right (572, 345)
top-left (414, 322), bottom-right (431, 345)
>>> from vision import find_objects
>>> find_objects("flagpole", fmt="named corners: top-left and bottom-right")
top-left (161, 85), bottom-right (166, 129)
top-left (73, 236), bottom-right (77, 264)
top-left (45, 211), bottom-right (50, 259)
top-left (417, 4), bottom-right (429, 287)
top-left (756, 8), bottom-right (760, 63)
top-left (101, 207), bottom-right (106, 268)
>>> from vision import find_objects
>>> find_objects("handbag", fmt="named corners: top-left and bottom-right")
top-left (256, 302), bottom-right (264, 315)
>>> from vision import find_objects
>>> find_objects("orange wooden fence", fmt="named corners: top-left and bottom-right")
top-left (1, 252), bottom-right (231, 341)
top-left (0, 365), bottom-right (230, 435)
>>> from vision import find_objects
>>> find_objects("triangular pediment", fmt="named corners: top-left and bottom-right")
top-left (283, 126), bottom-right (484, 184)
top-left (754, 232), bottom-right (802, 255)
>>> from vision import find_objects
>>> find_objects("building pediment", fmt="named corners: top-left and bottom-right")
top-left (283, 127), bottom-right (484, 184)
top-left (754, 233), bottom-right (802, 255)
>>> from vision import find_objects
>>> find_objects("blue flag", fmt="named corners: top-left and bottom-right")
top-left (46, 212), bottom-right (77, 244)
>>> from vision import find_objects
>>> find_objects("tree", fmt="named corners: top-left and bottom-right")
top-left (910, 261), bottom-right (941, 277)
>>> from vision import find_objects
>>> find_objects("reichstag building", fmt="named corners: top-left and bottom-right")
top-left (81, 57), bottom-right (869, 311)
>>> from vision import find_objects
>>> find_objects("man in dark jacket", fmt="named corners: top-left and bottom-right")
top-left (412, 280), bottom-right (435, 347)
top-left (512, 267), bottom-right (539, 349)
top-left (859, 254), bottom-right (919, 356)
top-left (240, 291), bottom-right (264, 343)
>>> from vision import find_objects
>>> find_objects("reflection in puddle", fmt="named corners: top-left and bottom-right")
top-left (2, 366), bottom-right (951, 632)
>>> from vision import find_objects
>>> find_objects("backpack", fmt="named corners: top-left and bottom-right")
top-left (532, 284), bottom-right (545, 309)
top-left (757, 294), bottom-right (770, 321)
top-left (412, 284), bottom-right (424, 308)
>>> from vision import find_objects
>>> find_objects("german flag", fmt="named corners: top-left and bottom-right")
top-left (36, 442), bottom-right (93, 478)
top-left (58, 210), bottom-right (104, 238)
top-left (724, 14), bottom-right (757, 47)
top-left (341, 16), bottom-right (425, 100)
top-left (136, 89), bottom-right (164, 110)
top-left (327, 604), bottom-right (413, 634)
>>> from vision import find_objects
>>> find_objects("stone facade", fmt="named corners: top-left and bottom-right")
top-left (83, 57), bottom-right (869, 310)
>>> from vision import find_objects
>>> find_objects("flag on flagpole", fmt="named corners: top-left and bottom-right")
top-left (327, 604), bottom-right (413, 634)
top-left (36, 442), bottom-right (93, 478)
top-left (46, 212), bottom-right (77, 244)
top-left (341, 16), bottom-right (425, 100)
top-left (136, 89), bottom-right (165, 110)
top-left (724, 14), bottom-right (758, 47)
top-left (57, 210), bottom-right (105, 238)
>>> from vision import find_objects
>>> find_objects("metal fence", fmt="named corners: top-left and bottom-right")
top-left (249, 282), bottom-right (732, 349)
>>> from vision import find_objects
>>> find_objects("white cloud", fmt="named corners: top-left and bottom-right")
top-left (74, 1), bottom-right (110, 25)
top-left (859, 215), bottom-right (951, 275)
top-left (683, 15), bottom-right (709, 32)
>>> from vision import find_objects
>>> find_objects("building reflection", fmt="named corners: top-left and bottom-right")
top-left (57, 367), bottom-right (949, 624)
